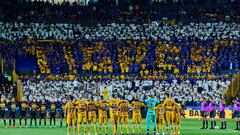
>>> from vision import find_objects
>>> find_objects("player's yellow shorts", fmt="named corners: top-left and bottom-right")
top-left (88, 112), bottom-right (97, 122)
top-left (110, 113), bottom-right (118, 122)
top-left (99, 116), bottom-right (108, 124)
top-left (119, 115), bottom-right (129, 123)
top-left (165, 111), bottom-right (174, 123)
top-left (132, 113), bottom-right (142, 123)
top-left (173, 114), bottom-right (181, 125)
top-left (78, 113), bottom-right (87, 123)
top-left (67, 116), bottom-right (76, 125)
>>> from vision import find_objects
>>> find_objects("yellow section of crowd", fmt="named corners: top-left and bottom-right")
top-left (63, 46), bottom-right (77, 74)
top-left (25, 46), bottom-right (51, 74)
top-left (82, 42), bottom-right (113, 73)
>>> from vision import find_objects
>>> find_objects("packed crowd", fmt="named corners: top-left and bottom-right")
top-left (2, 0), bottom-right (240, 23)
top-left (0, 74), bottom-right (15, 100)
top-left (0, 22), bottom-right (240, 77)
top-left (20, 75), bottom-right (232, 107)
top-left (1, 22), bottom-right (240, 40)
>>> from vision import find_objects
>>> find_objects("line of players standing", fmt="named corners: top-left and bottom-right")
top-left (200, 96), bottom-right (240, 130)
top-left (0, 97), bottom-right (66, 128)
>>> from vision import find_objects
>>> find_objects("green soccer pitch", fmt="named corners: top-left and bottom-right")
top-left (0, 119), bottom-right (239, 135)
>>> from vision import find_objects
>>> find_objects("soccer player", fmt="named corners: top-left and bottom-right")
top-left (233, 99), bottom-right (240, 130)
top-left (97, 95), bottom-right (109, 135)
top-left (209, 97), bottom-right (216, 129)
top-left (218, 98), bottom-right (226, 129)
top-left (50, 98), bottom-right (57, 127)
top-left (173, 98), bottom-right (181, 135)
top-left (107, 94), bottom-right (121, 135)
top-left (119, 99), bottom-right (130, 135)
top-left (156, 101), bottom-right (165, 135)
top-left (75, 97), bottom-right (88, 135)
top-left (8, 97), bottom-right (17, 127)
top-left (30, 97), bottom-right (38, 127)
top-left (0, 97), bottom-right (6, 127)
top-left (131, 97), bottom-right (144, 135)
top-left (87, 96), bottom-right (98, 135)
top-left (200, 97), bottom-right (208, 129)
top-left (145, 94), bottom-right (159, 135)
top-left (65, 96), bottom-right (77, 135)
top-left (19, 97), bottom-right (28, 127)
top-left (60, 98), bottom-right (67, 128)
top-left (39, 99), bottom-right (47, 127)
top-left (163, 93), bottom-right (174, 135)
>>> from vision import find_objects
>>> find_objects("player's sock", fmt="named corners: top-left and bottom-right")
top-left (132, 124), bottom-right (135, 134)
top-left (138, 124), bottom-right (141, 134)
top-left (236, 121), bottom-right (238, 130)
top-left (60, 120), bottom-right (62, 128)
top-left (105, 124), bottom-right (108, 134)
top-left (178, 125), bottom-right (180, 134)
top-left (165, 126), bottom-right (168, 134)
top-left (120, 124), bottom-right (123, 134)
top-left (73, 126), bottom-right (76, 135)
top-left (50, 118), bottom-right (52, 126)
top-left (210, 121), bottom-right (213, 129)
top-left (113, 124), bottom-right (116, 134)
top-left (201, 120), bottom-right (205, 129)
top-left (170, 125), bottom-right (173, 134)
top-left (9, 119), bottom-right (11, 126)
top-left (13, 119), bottom-right (15, 126)
top-left (39, 120), bottom-right (41, 126)
top-left (238, 121), bottom-right (240, 130)
top-left (88, 124), bottom-right (91, 133)
top-left (173, 125), bottom-right (176, 134)
top-left (94, 124), bottom-right (97, 134)
top-left (84, 124), bottom-right (87, 134)
top-left (4, 119), bottom-right (6, 126)
top-left (25, 119), bottom-right (27, 126)
top-left (44, 120), bottom-right (46, 126)
top-left (126, 124), bottom-right (129, 134)
top-left (54, 118), bottom-right (56, 126)
top-left (67, 126), bottom-right (70, 135)
top-left (224, 121), bottom-right (226, 129)
top-left (99, 124), bottom-right (102, 133)
top-left (20, 118), bottom-right (22, 126)
top-left (221, 122), bottom-right (223, 129)
top-left (205, 120), bottom-right (208, 129)
top-left (35, 119), bottom-right (37, 126)
top-left (214, 121), bottom-right (216, 127)
top-left (146, 122), bottom-right (150, 134)
top-left (77, 124), bottom-right (81, 135)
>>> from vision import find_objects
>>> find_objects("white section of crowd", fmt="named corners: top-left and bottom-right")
top-left (21, 78), bottom-right (231, 105)
top-left (0, 22), bottom-right (240, 40)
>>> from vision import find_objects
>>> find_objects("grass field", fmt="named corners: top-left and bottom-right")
top-left (0, 119), bottom-right (239, 135)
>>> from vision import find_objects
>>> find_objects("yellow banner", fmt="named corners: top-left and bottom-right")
top-left (185, 110), bottom-right (232, 119)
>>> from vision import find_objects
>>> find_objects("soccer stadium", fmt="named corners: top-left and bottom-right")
top-left (0, 0), bottom-right (240, 135)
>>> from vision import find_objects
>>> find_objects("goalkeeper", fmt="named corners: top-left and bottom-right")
top-left (144, 93), bottom-right (159, 135)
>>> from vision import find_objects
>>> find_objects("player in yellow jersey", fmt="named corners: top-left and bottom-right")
top-left (156, 103), bottom-right (165, 135)
top-left (65, 96), bottom-right (77, 135)
top-left (163, 93), bottom-right (175, 135)
top-left (107, 94), bottom-right (121, 135)
top-left (131, 97), bottom-right (144, 134)
top-left (173, 99), bottom-right (181, 135)
top-left (119, 99), bottom-right (130, 135)
top-left (97, 96), bottom-right (109, 135)
top-left (87, 97), bottom-right (98, 135)
top-left (75, 97), bottom-right (88, 135)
